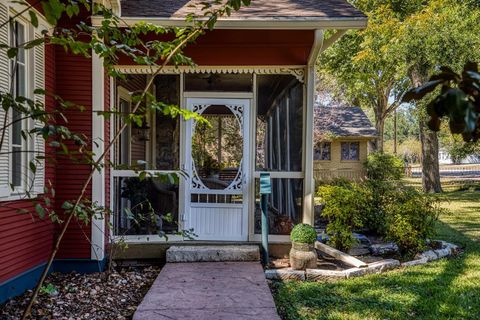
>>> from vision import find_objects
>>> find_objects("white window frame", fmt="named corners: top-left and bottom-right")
top-left (8, 17), bottom-right (31, 195)
top-left (111, 78), bottom-right (186, 240)
top-left (340, 141), bottom-right (361, 162)
top-left (116, 86), bottom-right (132, 166)
top-left (1, 6), bottom-right (48, 201)
top-left (314, 141), bottom-right (332, 161)
top-left (251, 75), bottom-right (306, 241)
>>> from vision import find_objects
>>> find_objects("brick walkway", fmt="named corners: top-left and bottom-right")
top-left (133, 262), bottom-right (280, 320)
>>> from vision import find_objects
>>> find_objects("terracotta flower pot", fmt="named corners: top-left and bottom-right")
top-left (289, 242), bottom-right (317, 270)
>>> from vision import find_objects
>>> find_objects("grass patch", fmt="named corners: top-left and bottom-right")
top-left (273, 189), bottom-right (480, 320)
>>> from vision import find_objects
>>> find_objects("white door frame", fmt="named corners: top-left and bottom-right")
top-left (183, 96), bottom-right (251, 241)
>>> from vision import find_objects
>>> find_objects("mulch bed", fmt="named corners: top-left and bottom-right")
top-left (0, 266), bottom-right (160, 320)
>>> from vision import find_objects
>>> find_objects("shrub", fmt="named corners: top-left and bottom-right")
top-left (290, 223), bottom-right (317, 244)
top-left (361, 180), bottom-right (398, 235)
top-left (317, 184), bottom-right (365, 251)
top-left (315, 177), bottom-right (353, 191)
top-left (364, 152), bottom-right (404, 181)
top-left (384, 187), bottom-right (443, 256)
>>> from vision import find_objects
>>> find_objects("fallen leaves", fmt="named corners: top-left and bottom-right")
top-left (1, 266), bottom-right (160, 320)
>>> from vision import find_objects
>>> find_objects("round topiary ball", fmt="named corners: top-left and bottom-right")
top-left (290, 223), bottom-right (317, 244)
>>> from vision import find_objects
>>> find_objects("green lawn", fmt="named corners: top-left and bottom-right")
top-left (273, 188), bottom-right (480, 320)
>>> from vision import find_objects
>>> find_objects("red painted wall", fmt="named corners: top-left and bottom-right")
top-left (0, 44), bottom-right (56, 283)
top-left (53, 47), bottom-right (92, 259)
top-left (118, 29), bottom-right (314, 66)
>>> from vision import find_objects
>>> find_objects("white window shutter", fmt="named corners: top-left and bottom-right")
top-left (33, 30), bottom-right (45, 194)
top-left (0, 2), bottom-right (10, 197)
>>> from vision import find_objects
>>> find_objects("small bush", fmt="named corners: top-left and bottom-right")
top-left (384, 187), bottom-right (443, 256)
top-left (316, 152), bottom-right (444, 256)
top-left (364, 152), bottom-right (404, 181)
top-left (315, 177), bottom-right (353, 191)
top-left (290, 223), bottom-right (317, 244)
top-left (361, 180), bottom-right (398, 235)
top-left (317, 184), bottom-right (365, 251)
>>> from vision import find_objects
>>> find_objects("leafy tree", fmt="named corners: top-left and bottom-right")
top-left (318, 1), bottom-right (421, 151)
top-left (394, 0), bottom-right (480, 192)
top-left (383, 107), bottom-right (419, 143)
top-left (320, 0), bottom-right (480, 192)
top-left (405, 62), bottom-right (480, 145)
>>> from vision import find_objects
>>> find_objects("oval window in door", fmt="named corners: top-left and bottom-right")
top-left (192, 105), bottom-right (243, 190)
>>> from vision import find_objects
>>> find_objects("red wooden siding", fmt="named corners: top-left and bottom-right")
top-left (0, 44), bottom-right (56, 283)
top-left (118, 29), bottom-right (314, 66)
top-left (54, 47), bottom-right (92, 259)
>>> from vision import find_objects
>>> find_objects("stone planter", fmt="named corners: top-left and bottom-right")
top-left (289, 242), bottom-right (317, 270)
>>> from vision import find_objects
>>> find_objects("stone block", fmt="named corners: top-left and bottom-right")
top-left (369, 243), bottom-right (399, 256)
top-left (445, 242), bottom-right (460, 254)
top-left (265, 268), bottom-right (305, 281)
top-left (166, 245), bottom-right (260, 263)
top-left (401, 257), bottom-right (428, 267)
top-left (418, 250), bottom-right (438, 262)
top-left (306, 269), bottom-right (346, 281)
top-left (368, 259), bottom-right (400, 271)
top-left (434, 248), bottom-right (451, 259)
top-left (344, 267), bottom-right (368, 278)
top-left (345, 259), bottom-right (400, 278)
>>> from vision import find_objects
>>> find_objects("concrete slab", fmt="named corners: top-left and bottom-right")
top-left (166, 245), bottom-right (260, 263)
top-left (134, 262), bottom-right (280, 320)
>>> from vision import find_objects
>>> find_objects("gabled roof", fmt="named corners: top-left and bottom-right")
top-left (315, 106), bottom-right (377, 138)
top-left (118, 0), bottom-right (367, 29)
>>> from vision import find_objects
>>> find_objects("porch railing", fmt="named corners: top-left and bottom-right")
top-left (313, 168), bottom-right (367, 182)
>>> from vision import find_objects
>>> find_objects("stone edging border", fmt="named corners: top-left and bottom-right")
top-left (265, 240), bottom-right (460, 281)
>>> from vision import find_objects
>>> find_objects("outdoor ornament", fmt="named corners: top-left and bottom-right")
top-left (260, 172), bottom-right (271, 266)
top-left (403, 62), bottom-right (480, 142)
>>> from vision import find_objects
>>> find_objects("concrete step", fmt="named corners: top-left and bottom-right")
top-left (166, 245), bottom-right (260, 263)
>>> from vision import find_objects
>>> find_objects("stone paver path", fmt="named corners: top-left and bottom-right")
top-left (133, 262), bottom-right (280, 320)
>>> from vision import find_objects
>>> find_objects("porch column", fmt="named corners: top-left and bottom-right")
top-left (91, 51), bottom-right (106, 261)
top-left (303, 30), bottom-right (324, 225)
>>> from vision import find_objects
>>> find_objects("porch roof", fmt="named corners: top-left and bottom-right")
top-left (118, 0), bottom-right (367, 29)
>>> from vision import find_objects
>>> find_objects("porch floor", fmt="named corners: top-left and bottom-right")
top-left (133, 262), bottom-right (280, 320)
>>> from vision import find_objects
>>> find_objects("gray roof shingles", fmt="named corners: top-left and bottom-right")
top-left (119, 0), bottom-right (366, 19)
top-left (315, 106), bottom-right (377, 138)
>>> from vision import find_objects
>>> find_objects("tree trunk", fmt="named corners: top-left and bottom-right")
top-left (419, 120), bottom-right (442, 193)
top-left (393, 110), bottom-right (397, 154)
top-left (410, 68), bottom-right (442, 193)
top-left (373, 109), bottom-right (385, 152)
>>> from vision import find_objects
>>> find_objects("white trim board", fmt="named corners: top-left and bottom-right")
top-left (91, 52), bottom-right (106, 261)
top-left (183, 91), bottom-right (253, 99)
top-left (91, 16), bottom-right (367, 30)
top-left (113, 234), bottom-right (291, 244)
top-left (112, 65), bottom-right (306, 83)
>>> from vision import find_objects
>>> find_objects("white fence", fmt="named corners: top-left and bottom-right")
top-left (409, 164), bottom-right (480, 178)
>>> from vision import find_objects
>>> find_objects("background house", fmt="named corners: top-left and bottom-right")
top-left (313, 106), bottom-right (377, 182)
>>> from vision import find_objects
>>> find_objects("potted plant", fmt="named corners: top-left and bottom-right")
top-left (202, 155), bottom-right (221, 179)
top-left (289, 223), bottom-right (318, 270)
